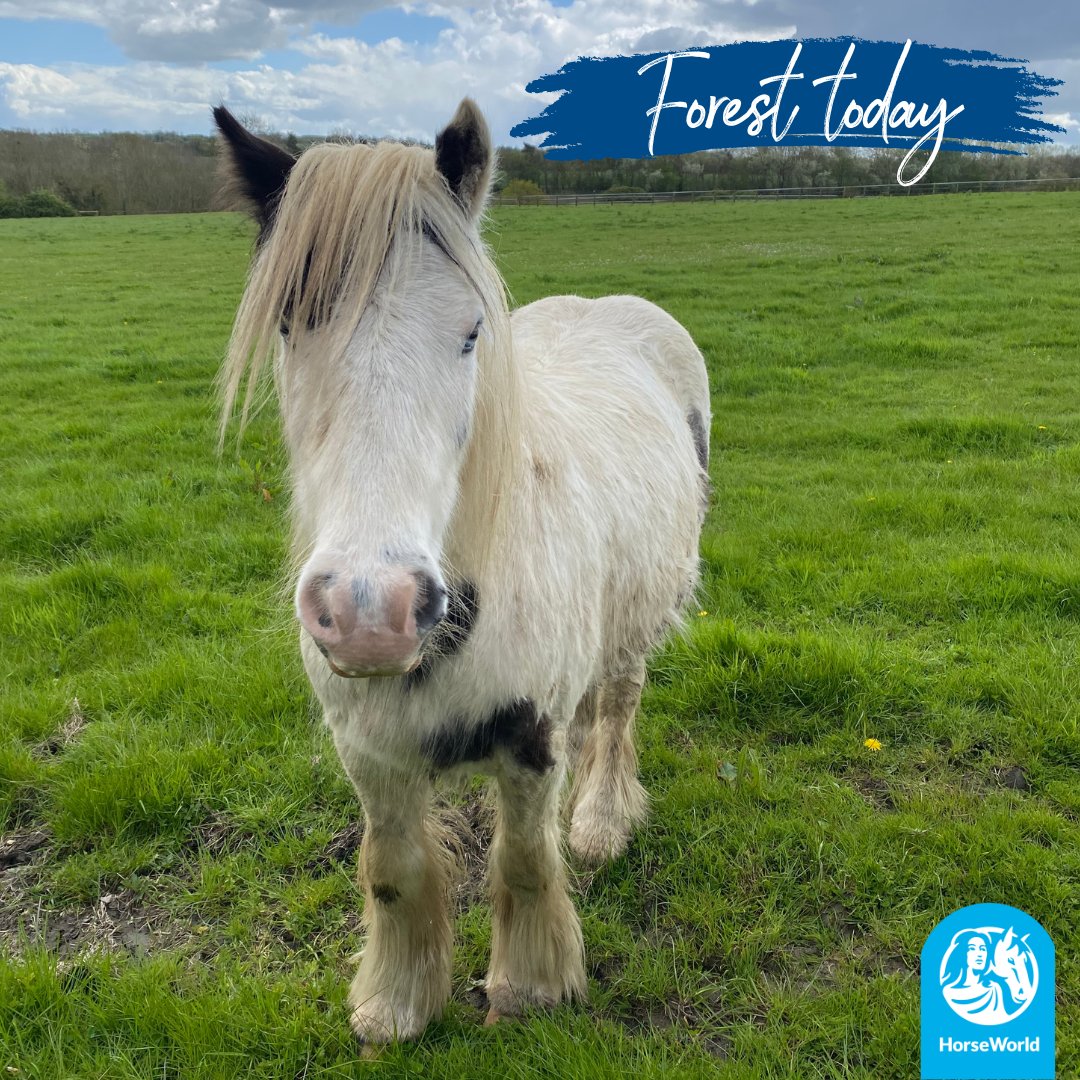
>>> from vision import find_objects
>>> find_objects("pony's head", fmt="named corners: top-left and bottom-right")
top-left (216, 100), bottom-right (512, 678)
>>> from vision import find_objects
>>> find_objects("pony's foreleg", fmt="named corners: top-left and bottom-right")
top-left (568, 659), bottom-right (649, 865)
top-left (343, 765), bottom-right (454, 1043)
top-left (486, 747), bottom-right (586, 1020)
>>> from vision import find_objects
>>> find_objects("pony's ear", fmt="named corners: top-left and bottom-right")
top-left (435, 98), bottom-right (492, 219)
top-left (213, 105), bottom-right (296, 232)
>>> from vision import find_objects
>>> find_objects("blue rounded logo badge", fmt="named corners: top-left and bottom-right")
top-left (921, 904), bottom-right (1055, 1079)
top-left (939, 923), bottom-right (1038, 1026)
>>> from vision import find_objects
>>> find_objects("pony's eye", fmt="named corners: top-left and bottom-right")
top-left (462, 320), bottom-right (482, 354)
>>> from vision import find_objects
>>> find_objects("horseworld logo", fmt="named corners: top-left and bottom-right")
top-left (921, 904), bottom-right (1055, 1079)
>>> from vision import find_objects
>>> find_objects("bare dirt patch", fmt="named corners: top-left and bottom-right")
top-left (2, 888), bottom-right (180, 957)
top-left (0, 789), bottom-right (497, 967)
top-left (850, 774), bottom-right (898, 811)
top-left (0, 828), bottom-right (49, 871)
top-left (994, 764), bottom-right (1030, 791)
top-left (760, 942), bottom-right (839, 995)
top-left (33, 698), bottom-right (87, 757)
top-left (614, 994), bottom-right (736, 1059)
top-left (0, 828), bottom-right (198, 960)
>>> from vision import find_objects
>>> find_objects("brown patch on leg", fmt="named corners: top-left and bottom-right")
top-left (348, 778), bottom-right (456, 1043)
top-left (531, 457), bottom-right (554, 485)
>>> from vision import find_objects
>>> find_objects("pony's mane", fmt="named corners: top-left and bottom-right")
top-left (220, 136), bottom-right (523, 572)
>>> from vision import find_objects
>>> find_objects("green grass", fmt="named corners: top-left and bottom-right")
top-left (1, 195), bottom-right (1078, 1078)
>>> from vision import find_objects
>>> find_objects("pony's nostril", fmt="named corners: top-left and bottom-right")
top-left (299, 569), bottom-right (350, 641)
top-left (414, 571), bottom-right (447, 635)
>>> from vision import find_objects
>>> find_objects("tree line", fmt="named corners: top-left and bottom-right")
top-left (497, 142), bottom-right (1080, 196)
top-left (0, 126), bottom-right (1077, 217)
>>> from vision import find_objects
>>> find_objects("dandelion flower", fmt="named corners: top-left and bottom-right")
top-left (1037, 425), bottom-right (1048, 431)
top-left (697, 610), bottom-right (709, 617)
top-left (864, 738), bottom-right (882, 752)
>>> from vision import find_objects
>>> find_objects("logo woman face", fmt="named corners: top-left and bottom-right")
top-left (967, 937), bottom-right (988, 975)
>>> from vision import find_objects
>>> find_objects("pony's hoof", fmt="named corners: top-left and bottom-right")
top-left (569, 781), bottom-right (647, 865)
top-left (569, 815), bottom-right (631, 866)
top-left (483, 1007), bottom-right (502, 1026)
top-left (349, 1000), bottom-right (423, 1045)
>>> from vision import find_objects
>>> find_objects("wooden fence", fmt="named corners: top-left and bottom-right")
top-left (493, 177), bottom-right (1080, 207)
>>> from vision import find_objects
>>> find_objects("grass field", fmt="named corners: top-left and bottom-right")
top-left (1, 193), bottom-right (1078, 1079)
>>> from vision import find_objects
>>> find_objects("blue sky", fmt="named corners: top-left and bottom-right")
top-left (0, 1), bottom-right (1075, 147)
top-left (0, 8), bottom-right (453, 72)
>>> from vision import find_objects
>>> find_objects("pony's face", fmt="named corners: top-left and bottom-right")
top-left (282, 239), bottom-right (484, 677)
top-left (216, 99), bottom-right (493, 678)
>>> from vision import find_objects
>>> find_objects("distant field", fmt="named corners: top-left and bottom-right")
top-left (1, 195), bottom-right (1078, 1079)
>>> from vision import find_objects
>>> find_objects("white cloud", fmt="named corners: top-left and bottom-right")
top-left (0, 0), bottom-right (388, 61)
top-left (0, 64), bottom-right (78, 118)
top-left (1044, 111), bottom-right (1080, 133)
top-left (0, 0), bottom-right (795, 138)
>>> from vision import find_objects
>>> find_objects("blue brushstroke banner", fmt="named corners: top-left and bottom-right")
top-left (511, 39), bottom-right (1064, 185)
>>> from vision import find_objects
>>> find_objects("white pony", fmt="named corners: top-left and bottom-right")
top-left (214, 98), bottom-right (710, 1044)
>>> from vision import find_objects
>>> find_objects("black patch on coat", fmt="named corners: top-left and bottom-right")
top-left (687, 407), bottom-right (709, 471)
top-left (513, 711), bottom-right (554, 773)
top-left (402, 579), bottom-right (478, 691)
top-left (212, 105), bottom-right (296, 240)
top-left (422, 698), bottom-right (554, 773)
top-left (372, 883), bottom-right (400, 904)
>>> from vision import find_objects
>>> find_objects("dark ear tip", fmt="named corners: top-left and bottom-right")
top-left (446, 98), bottom-right (487, 138)
top-left (212, 103), bottom-right (233, 133)
top-left (213, 104), bottom-right (253, 144)
top-left (451, 97), bottom-right (480, 120)
top-left (212, 104), bottom-right (296, 228)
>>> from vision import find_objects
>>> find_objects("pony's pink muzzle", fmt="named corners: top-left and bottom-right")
top-left (297, 558), bottom-right (446, 678)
